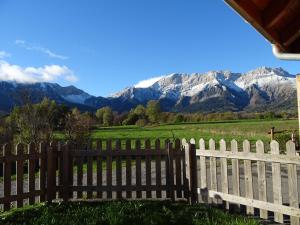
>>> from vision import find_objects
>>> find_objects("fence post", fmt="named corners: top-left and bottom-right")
top-left (63, 143), bottom-right (70, 201)
top-left (287, 141), bottom-right (300, 225)
top-left (167, 142), bottom-right (175, 202)
top-left (184, 142), bottom-right (197, 204)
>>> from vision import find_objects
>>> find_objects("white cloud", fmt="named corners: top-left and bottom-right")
top-left (0, 51), bottom-right (11, 59)
top-left (15, 39), bottom-right (68, 60)
top-left (0, 60), bottom-right (78, 83)
top-left (134, 76), bottom-right (164, 88)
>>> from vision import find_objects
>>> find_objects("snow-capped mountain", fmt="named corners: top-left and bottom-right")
top-left (111, 67), bottom-right (296, 112)
top-left (0, 67), bottom-right (297, 113)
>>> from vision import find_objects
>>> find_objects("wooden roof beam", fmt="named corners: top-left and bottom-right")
top-left (282, 19), bottom-right (300, 47)
top-left (263, 0), bottom-right (293, 29)
top-left (225, 0), bottom-right (284, 50)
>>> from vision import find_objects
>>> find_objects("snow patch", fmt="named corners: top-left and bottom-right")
top-left (134, 76), bottom-right (164, 88)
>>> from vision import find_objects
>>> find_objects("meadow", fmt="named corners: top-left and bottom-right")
top-left (90, 119), bottom-right (298, 147)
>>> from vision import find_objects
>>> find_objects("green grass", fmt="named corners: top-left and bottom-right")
top-left (85, 119), bottom-right (298, 149)
top-left (0, 200), bottom-right (261, 225)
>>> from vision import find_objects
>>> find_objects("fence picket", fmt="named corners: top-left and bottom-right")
top-left (58, 142), bottom-right (63, 198)
top-left (63, 144), bottom-right (70, 201)
top-left (16, 144), bottom-right (24, 208)
top-left (209, 139), bottom-right (217, 204)
top-left (167, 142), bottom-right (175, 201)
top-left (47, 142), bottom-right (56, 202)
top-left (145, 139), bottom-right (152, 198)
top-left (125, 140), bottom-right (132, 198)
top-left (28, 143), bottom-right (36, 205)
top-left (271, 140), bottom-right (283, 223)
top-left (256, 140), bottom-right (268, 219)
top-left (243, 140), bottom-right (254, 215)
top-left (106, 139), bottom-right (112, 199)
top-left (77, 144), bottom-right (83, 199)
top-left (199, 138), bottom-right (207, 203)
top-left (220, 139), bottom-right (229, 209)
top-left (136, 140), bottom-right (142, 198)
top-left (116, 140), bottom-right (122, 199)
top-left (155, 139), bottom-right (162, 198)
top-left (286, 141), bottom-right (299, 225)
top-left (231, 140), bottom-right (240, 210)
top-left (165, 139), bottom-right (170, 198)
top-left (87, 142), bottom-right (93, 199)
top-left (175, 139), bottom-right (182, 199)
top-left (39, 142), bottom-right (47, 202)
top-left (184, 142), bottom-right (197, 204)
top-left (96, 140), bottom-right (103, 198)
top-left (3, 144), bottom-right (12, 211)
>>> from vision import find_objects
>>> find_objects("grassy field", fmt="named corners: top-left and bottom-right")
top-left (90, 119), bottom-right (298, 146)
top-left (0, 201), bottom-right (261, 225)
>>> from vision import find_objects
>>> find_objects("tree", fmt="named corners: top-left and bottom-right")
top-left (146, 100), bottom-right (161, 123)
top-left (10, 98), bottom-right (58, 144)
top-left (96, 107), bottom-right (114, 126)
top-left (64, 108), bottom-right (92, 148)
top-left (134, 105), bottom-right (146, 118)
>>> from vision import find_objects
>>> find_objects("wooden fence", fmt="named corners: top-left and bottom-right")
top-left (0, 139), bottom-right (192, 210)
top-left (1, 138), bottom-right (300, 224)
top-left (191, 138), bottom-right (300, 225)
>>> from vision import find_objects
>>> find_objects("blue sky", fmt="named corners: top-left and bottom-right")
top-left (0, 0), bottom-right (299, 96)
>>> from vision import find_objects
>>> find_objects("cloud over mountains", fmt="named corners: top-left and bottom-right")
top-left (0, 60), bottom-right (77, 83)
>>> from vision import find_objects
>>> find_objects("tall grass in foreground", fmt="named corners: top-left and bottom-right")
top-left (0, 200), bottom-right (261, 225)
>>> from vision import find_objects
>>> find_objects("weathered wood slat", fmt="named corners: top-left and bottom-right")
top-left (196, 149), bottom-right (300, 164)
top-left (68, 184), bottom-right (181, 192)
top-left (155, 139), bottom-right (162, 198)
top-left (0, 190), bottom-right (45, 203)
top-left (47, 142), bottom-right (56, 202)
top-left (96, 140), bottom-right (103, 198)
top-left (199, 139), bottom-right (207, 203)
top-left (165, 140), bottom-right (170, 198)
top-left (175, 139), bottom-right (182, 199)
top-left (28, 143), bottom-right (36, 205)
top-left (231, 140), bottom-right (240, 210)
top-left (271, 141), bottom-right (283, 223)
top-left (243, 140), bottom-right (254, 215)
top-left (167, 143), bottom-right (175, 201)
top-left (58, 142), bottom-right (63, 198)
top-left (184, 142), bottom-right (197, 204)
top-left (106, 140), bottom-right (112, 199)
top-left (220, 140), bottom-right (229, 210)
top-left (286, 141), bottom-right (300, 225)
top-left (126, 140), bottom-right (132, 198)
top-left (39, 142), bottom-right (47, 202)
top-left (209, 139), bottom-right (217, 204)
top-left (145, 139), bottom-right (152, 199)
top-left (63, 144), bottom-right (70, 201)
top-left (16, 144), bottom-right (24, 208)
top-left (207, 190), bottom-right (300, 217)
top-left (87, 143), bottom-right (93, 199)
top-left (256, 140), bottom-right (268, 220)
top-left (136, 140), bottom-right (142, 198)
top-left (76, 146), bottom-right (83, 199)
top-left (70, 149), bottom-right (169, 157)
top-left (116, 140), bottom-right (122, 199)
top-left (68, 143), bottom-right (74, 199)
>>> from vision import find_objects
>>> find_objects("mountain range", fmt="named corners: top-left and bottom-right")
top-left (0, 67), bottom-right (297, 114)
